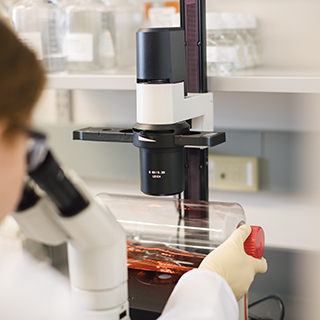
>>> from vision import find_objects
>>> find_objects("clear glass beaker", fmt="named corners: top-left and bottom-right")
top-left (11, 0), bottom-right (67, 73)
top-left (64, 0), bottom-right (115, 72)
top-left (107, 0), bottom-right (143, 69)
top-left (220, 12), bottom-right (246, 71)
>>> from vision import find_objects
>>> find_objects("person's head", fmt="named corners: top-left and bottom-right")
top-left (0, 19), bottom-right (46, 222)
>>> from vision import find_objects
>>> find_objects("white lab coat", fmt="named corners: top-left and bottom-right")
top-left (0, 252), bottom-right (238, 320)
top-left (0, 252), bottom-right (87, 320)
top-left (158, 268), bottom-right (239, 320)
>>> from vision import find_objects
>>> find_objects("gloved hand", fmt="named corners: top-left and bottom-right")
top-left (198, 224), bottom-right (268, 301)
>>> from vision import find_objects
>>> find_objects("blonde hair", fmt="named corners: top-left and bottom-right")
top-left (0, 19), bottom-right (46, 131)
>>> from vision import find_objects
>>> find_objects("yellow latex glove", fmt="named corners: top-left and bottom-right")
top-left (199, 224), bottom-right (268, 301)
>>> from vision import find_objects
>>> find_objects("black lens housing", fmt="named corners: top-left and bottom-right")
top-left (133, 122), bottom-right (189, 196)
top-left (28, 151), bottom-right (89, 217)
top-left (136, 27), bottom-right (187, 96)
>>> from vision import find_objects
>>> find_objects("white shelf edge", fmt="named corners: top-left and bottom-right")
top-left (46, 68), bottom-right (320, 93)
top-left (47, 73), bottom-right (136, 90)
top-left (209, 74), bottom-right (320, 93)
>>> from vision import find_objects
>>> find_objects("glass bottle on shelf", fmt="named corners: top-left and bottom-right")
top-left (206, 12), bottom-right (238, 75)
top-left (11, 0), bottom-right (67, 73)
top-left (236, 13), bottom-right (255, 69)
top-left (64, 0), bottom-right (115, 72)
top-left (107, 0), bottom-right (143, 69)
top-left (0, 0), bottom-right (10, 23)
top-left (245, 13), bottom-right (261, 67)
top-left (206, 12), bottom-right (233, 76)
top-left (220, 12), bottom-right (246, 70)
top-left (143, 1), bottom-right (179, 27)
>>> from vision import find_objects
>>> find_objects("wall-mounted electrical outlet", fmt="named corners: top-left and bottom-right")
top-left (209, 155), bottom-right (259, 192)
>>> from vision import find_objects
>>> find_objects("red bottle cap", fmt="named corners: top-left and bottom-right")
top-left (244, 226), bottom-right (265, 259)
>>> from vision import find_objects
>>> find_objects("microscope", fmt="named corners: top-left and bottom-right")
top-left (73, 0), bottom-right (225, 202)
top-left (13, 148), bottom-right (130, 320)
top-left (12, 1), bottom-right (263, 320)
top-left (72, 0), bottom-right (229, 318)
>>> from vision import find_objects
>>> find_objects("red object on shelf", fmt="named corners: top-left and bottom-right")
top-left (244, 226), bottom-right (265, 259)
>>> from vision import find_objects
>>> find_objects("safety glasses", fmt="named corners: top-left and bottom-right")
top-left (9, 123), bottom-right (48, 172)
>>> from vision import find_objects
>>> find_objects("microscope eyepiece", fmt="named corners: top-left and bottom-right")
top-left (16, 179), bottom-right (40, 212)
top-left (28, 151), bottom-right (89, 217)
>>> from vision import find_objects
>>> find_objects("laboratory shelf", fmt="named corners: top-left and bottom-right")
top-left (208, 68), bottom-right (320, 94)
top-left (46, 67), bottom-right (320, 93)
top-left (47, 68), bottom-right (136, 91)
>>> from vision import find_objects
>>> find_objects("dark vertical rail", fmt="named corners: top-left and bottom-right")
top-left (198, 0), bottom-right (207, 93)
top-left (184, 148), bottom-right (208, 201)
top-left (180, 0), bottom-right (209, 203)
top-left (180, 0), bottom-right (207, 94)
top-left (180, 0), bottom-right (209, 244)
